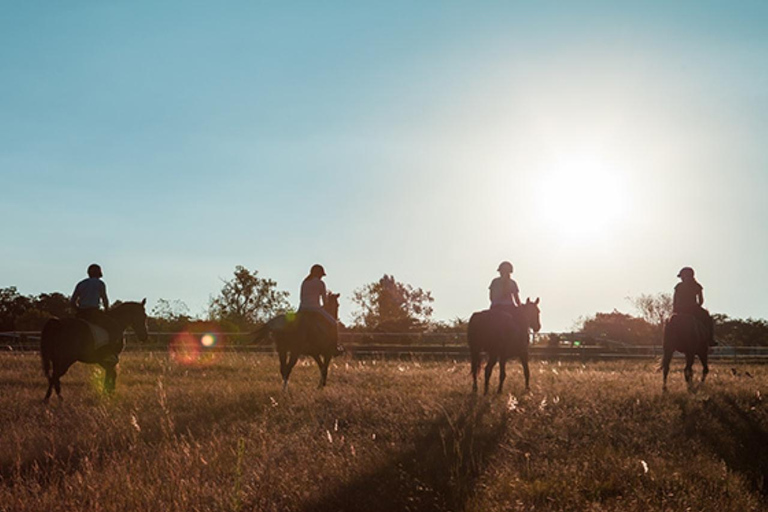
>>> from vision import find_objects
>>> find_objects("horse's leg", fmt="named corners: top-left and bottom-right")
top-left (311, 354), bottom-right (329, 388)
top-left (52, 359), bottom-right (73, 401)
top-left (470, 349), bottom-right (480, 393)
top-left (684, 352), bottom-right (695, 390)
top-left (700, 351), bottom-right (709, 384)
top-left (661, 347), bottom-right (673, 392)
top-left (283, 352), bottom-right (299, 391)
top-left (497, 357), bottom-right (507, 394)
top-left (44, 377), bottom-right (55, 403)
top-left (43, 356), bottom-right (56, 403)
top-left (101, 363), bottom-right (117, 393)
top-left (278, 349), bottom-right (288, 381)
top-left (521, 353), bottom-right (530, 392)
top-left (320, 355), bottom-right (330, 387)
top-left (484, 355), bottom-right (498, 395)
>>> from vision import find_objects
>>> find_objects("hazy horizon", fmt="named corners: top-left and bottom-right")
top-left (2, 1), bottom-right (767, 331)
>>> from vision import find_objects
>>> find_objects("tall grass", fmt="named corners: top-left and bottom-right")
top-left (0, 353), bottom-right (765, 511)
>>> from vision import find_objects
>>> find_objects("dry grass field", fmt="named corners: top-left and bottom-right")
top-left (1, 352), bottom-right (767, 512)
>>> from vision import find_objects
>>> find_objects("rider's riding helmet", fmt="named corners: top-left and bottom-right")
top-left (311, 264), bottom-right (326, 277)
top-left (677, 267), bottom-right (695, 280)
top-left (497, 261), bottom-right (514, 274)
top-left (87, 263), bottom-right (103, 278)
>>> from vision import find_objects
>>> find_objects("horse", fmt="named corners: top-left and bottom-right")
top-left (253, 293), bottom-right (341, 389)
top-left (467, 298), bottom-right (541, 394)
top-left (40, 300), bottom-right (149, 402)
top-left (661, 313), bottom-right (710, 391)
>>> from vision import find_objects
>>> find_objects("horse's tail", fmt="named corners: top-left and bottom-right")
top-left (252, 324), bottom-right (271, 345)
top-left (252, 316), bottom-right (283, 345)
top-left (40, 318), bottom-right (59, 379)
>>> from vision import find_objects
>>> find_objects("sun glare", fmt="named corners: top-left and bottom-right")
top-left (536, 157), bottom-right (629, 240)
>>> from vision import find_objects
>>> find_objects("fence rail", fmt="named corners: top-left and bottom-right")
top-left (4, 330), bottom-right (768, 362)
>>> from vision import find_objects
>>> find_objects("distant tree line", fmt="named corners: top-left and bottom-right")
top-left (0, 266), bottom-right (441, 336)
top-left (2, 272), bottom-right (767, 346)
top-left (577, 292), bottom-right (768, 347)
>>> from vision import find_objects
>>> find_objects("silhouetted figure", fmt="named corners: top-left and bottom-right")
top-left (489, 261), bottom-right (521, 316)
top-left (661, 267), bottom-right (715, 391)
top-left (253, 292), bottom-right (341, 389)
top-left (41, 299), bottom-right (148, 401)
top-left (467, 298), bottom-right (541, 394)
top-left (70, 264), bottom-right (121, 350)
top-left (673, 267), bottom-right (715, 346)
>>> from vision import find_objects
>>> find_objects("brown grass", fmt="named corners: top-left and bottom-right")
top-left (1, 352), bottom-right (766, 511)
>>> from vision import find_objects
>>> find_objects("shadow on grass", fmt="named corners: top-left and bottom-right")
top-left (299, 396), bottom-right (508, 512)
top-left (679, 394), bottom-right (768, 498)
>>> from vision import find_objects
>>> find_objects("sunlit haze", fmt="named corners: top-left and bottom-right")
top-left (2, 2), bottom-right (767, 330)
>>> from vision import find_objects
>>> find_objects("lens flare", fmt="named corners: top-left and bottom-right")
top-left (201, 333), bottom-right (216, 347)
top-left (169, 326), bottom-right (225, 366)
top-left (169, 332), bottom-right (201, 365)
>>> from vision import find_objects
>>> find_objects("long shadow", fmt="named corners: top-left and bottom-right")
top-left (678, 394), bottom-right (768, 497)
top-left (298, 396), bottom-right (508, 512)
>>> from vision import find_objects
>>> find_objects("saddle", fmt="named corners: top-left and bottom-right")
top-left (83, 322), bottom-right (111, 350)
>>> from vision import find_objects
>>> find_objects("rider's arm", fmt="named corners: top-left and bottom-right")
top-left (319, 280), bottom-right (328, 306)
top-left (697, 288), bottom-right (704, 307)
top-left (70, 283), bottom-right (80, 310)
top-left (511, 280), bottom-right (521, 307)
top-left (101, 282), bottom-right (110, 310)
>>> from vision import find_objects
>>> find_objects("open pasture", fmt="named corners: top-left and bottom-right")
top-left (1, 353), bottom-right (767, 512)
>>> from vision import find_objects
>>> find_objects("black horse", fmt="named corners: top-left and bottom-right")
top-left (467, 298), bottom-right (541, 394)
top-left (661, 313), bottom-right (710, 391)
top-left (254, 293), bottom-right (341, 389)
top-left (40, 300), bottom-right (149, 402)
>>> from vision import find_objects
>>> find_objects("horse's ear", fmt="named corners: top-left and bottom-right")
top-left (141, 298), bottom-right (147, 306)
top-left (525, 297), bottom-right (531, 304)
top-left (534, 297), bottom-right (540, 305)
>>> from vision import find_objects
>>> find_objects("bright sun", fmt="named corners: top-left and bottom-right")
top-left (536, 157), bottom-right (629, 240)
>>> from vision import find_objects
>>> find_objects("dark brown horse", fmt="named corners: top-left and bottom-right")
top-left (467, 298), bottom-right (541, 394)
top-left (254, 293), bottom-right (340, 389)
top-left (40, 300), bottom-right (149, 402)
top-left (661, 313), bottom-right (710, 391)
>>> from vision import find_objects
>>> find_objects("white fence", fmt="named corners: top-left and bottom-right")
top-left (4, 330), bottom-right (768, 362)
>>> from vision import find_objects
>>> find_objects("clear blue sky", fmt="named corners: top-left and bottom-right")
top-left (2, 1), bottom-right (767, 330)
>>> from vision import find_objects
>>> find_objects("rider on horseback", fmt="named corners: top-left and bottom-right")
top-left (70, 264), bottom-right (121, 349)
top-left (673, 267), bottom-right (716, 346)
top-left (489, 261), bottom-right (521, 315)
top-left (298, 264), bottom-right (339, 351)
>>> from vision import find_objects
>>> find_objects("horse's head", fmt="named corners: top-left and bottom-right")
top-left (114, 298), bottom-right (149, 342)
top-left (522, 297), bottom-right (541, 333)
top-left (324, 292), bottom-right (340, 320)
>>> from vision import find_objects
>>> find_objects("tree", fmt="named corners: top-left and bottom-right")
top-left (150, 298), bottom-right (195, 332)
top-left (0, 287), bottom-right (33, 331)
top-left (208, 266), bottom-right (290, 330)
top-left (629, 293), bottom-right (673, 336)
top-left (34, 292), bottom-right (71, 318)
top-left (713, 314), bottom-right (768, 347)
top-left (580, 310), bottom-right (657, 346)
top-left (351, 274), bottom-right (434, 331)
